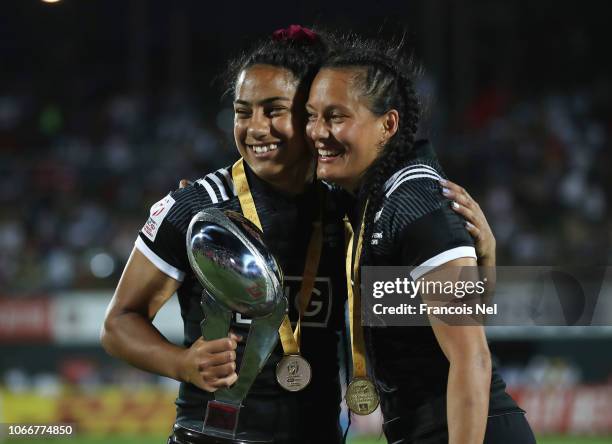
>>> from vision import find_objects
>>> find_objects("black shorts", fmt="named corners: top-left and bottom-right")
top-left (383, 412), bottom-right (536, 444)
top-left (170, 392), bottom-right (342, 444)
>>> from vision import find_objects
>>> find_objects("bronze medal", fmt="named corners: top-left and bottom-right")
top-left (275, 354), bottom-right (312, 392)
top-left (345, 377), bottom-right (379, 415)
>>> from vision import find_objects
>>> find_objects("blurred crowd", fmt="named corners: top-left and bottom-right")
top-left (442, 83), bottom-right (611, 266)
top-left (0, 82), bottom-right (610, 293)
top-left (0, 92), bottom-right (235, 292)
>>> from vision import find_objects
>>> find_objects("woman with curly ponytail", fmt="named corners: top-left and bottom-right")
top-left (307, 36), bottom-right (534, 443)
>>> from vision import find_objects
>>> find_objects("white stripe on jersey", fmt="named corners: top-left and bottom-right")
top-left (392, 166), bottom-right (441, 187)
top-left (206, 172), bottom-right (230, 201)
top-left (217, 168), bottom-right (236, 196)
top-left (135, 236), bottom-right (186, 282)
top-left (385, 164), bottom-right (441, 192)
top-left (386, 172), bottom-right (443, 198)
top-left (196, 178), bottom-right (219, 204)
top-left (410, 246), bottom-right (476, 280)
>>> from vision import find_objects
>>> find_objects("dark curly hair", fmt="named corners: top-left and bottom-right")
top-left (322, 35), bottom-right (421, 263)
top-left (225, 26), bottom-right (329, 100)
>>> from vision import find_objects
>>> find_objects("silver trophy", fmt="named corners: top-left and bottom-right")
top-left (186, 209), bottom-right (287, 443)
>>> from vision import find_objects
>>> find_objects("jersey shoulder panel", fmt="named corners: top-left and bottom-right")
top-left (372, 158), bottom-right (447, 250)
top-left (136, 166), bottom-right (236, 280)
top-left (165, 166), bottom-right (237, 233)
top-left (372, 159), bottom-right (475, 271)
top-left (193, 166), bottom-right (236, 205)
top-left (382, 158), bottom-right (447, 225)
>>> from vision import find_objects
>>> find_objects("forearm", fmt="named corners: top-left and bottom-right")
top-left (101, 311), bottom-right (185, 381)
top-left (478, 253), bottom-right (495, 268)
top-left (447, 354), bottom-right (491, 444)
top-left (479, 256), bottom-right (496, 306)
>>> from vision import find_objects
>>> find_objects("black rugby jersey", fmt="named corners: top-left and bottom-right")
top-left (135, 162), bottom-right (346, 427)
top-left (347, 141), bottom-right (521, 438)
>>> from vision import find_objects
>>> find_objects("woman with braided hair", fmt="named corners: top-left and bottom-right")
top-left (306, 36), bottom-right (535, 443)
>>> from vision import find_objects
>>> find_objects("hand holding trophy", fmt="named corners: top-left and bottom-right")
top-left (186, 208), bottom-right (287, 443)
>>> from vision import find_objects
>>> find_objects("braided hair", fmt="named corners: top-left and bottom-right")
top-left (322, 35), bottom-right (421, 263)
top-left (225, 25), bottom-right (329, 100)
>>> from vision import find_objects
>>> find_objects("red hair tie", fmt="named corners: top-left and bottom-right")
top-left (272, 24), bottom-right (317, 43)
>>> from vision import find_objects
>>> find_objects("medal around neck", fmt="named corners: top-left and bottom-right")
top-left (187, 209), bottom-right (287, 443)
top-left (275, 354), bottom-right (312, 392)
top-left (345, 377), bottom-right (380, 416)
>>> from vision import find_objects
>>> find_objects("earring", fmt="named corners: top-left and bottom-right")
top-left (378, 128), bottom-right (387, 148)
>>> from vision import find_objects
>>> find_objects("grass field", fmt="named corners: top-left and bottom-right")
top-left (4, 435), bottom-right (612, 444)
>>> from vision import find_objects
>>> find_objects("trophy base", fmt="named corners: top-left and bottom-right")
top-left (203, 400), bottom-right (241, 437)
top-left (170, 425), bottom-right (273, 444)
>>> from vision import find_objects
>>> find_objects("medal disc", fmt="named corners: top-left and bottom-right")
top-left (345, 377), bottom-right (379, 415)
top-left (275, 354), bottom-right (312, 392)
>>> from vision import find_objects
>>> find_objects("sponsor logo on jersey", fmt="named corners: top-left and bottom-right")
top-left (234, 276), bottom-right (332, 327)
top-left (142, 195), bottom-right (175, 242)
top-left (371, 232), bottom-right (383, 245)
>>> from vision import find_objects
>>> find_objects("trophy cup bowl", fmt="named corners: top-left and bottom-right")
top-left (188, 209), bottom-right (283, 318)
top-left (185, 209), bottom-right (287, 443)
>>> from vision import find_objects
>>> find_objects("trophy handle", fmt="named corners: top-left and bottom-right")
top-left (200, 291), bottom-right (233, 342)
top-left (215, 297), bottom-right (287, 405)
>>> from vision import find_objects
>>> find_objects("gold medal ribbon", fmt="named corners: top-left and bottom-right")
top-left (344, 206), bottom-right (368, 379)
top-left (232, 158), bottom-right (322, 355)
top-left (344, 201), bottom-right (379, 415)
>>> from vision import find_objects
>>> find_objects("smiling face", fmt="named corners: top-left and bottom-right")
top-left (233, 64), bottom-right (313, 192)
top-left (306, 68), bottom-right (393, 191)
